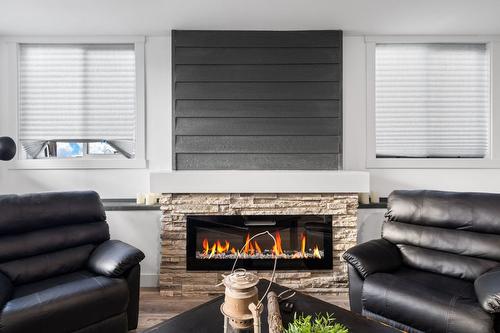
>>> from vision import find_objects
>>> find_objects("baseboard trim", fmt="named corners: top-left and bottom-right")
top-left (140, 273), bottom-right (159, 287)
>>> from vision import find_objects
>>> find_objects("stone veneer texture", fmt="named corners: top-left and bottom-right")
top-left (159, 193), bottom-right (358, 297)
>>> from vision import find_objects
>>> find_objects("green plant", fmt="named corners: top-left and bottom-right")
top-left (284, 313), bottom-right (349, 333)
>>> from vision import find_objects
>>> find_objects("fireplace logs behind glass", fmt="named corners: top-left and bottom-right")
top-left (186, 215), bottom-right (333, 270)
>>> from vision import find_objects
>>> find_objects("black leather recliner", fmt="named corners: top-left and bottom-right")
top-left (0, 191), bottom-right (145, 333)
top-left (344, 190), bottom-right (500, 333)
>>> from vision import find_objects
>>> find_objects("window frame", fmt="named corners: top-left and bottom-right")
top-left (5, 36), bottom-right (146, 170)
top-left (366, 35), bottom-right (500, 169)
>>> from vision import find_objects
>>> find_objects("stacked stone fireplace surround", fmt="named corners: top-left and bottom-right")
top-left (159, 193), bottom-right (358, 297)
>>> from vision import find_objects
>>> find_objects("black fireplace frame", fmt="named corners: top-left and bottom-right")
top-left (186, 215), bottom-right (333, 271)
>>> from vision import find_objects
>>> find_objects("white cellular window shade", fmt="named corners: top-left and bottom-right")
top-left (18, 44), bottom-right (136, 158)
top-left (375, 43), bottom-right (490, 158)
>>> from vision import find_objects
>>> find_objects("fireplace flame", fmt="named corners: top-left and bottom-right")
top-left (313, 244), bottom-right (321, 259)
top-left (209, 243), bottom-right (217, 259)
top-left (248, 240), bottom-right (255, 255)
top-left (254, 240), bottom-right (262, 254)
top-left (199, 231), bottom-right (323, 259)
top-left (243, 233), bottom-right (251, 254)
top-left (217, 240), bottom-right (230, 254)
top-left (202, 238), bottom-right (209, 255)
top-left (272, 232), bottom-right (283, 256)
top-left (300, 233), bottom-right (306, 255)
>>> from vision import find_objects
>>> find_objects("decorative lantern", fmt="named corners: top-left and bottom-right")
top-left (221, 269), bottom-right (262, 332)
top-left (219, 231), bottom-right (279, 333)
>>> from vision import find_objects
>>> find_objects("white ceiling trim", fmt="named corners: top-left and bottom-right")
top-left (0, 0), bottom-right (500, 36)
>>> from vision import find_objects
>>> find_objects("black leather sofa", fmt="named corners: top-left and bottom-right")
top-left (0, 191), bottom-right (145, 333)
top-left (344, 190), bottom-right (500, 333)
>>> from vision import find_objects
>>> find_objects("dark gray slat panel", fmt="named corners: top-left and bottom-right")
top-left (175, 136), bottom-right (340, 153)
top-left (172, 30), bottom-right (343, 171)
top-left (175, 100), bottom-right (340, 118)
top-left (176, 153), bottom-right (339, 170)
top-left (175, 64), bottom-right (340, 82)
top-left (173, 30), bottom-right (342, 48)
top-left (176, 118), bottom-right (340, 136)
top-left (175, 82), bottom-right (340, 100)
top-left (174, 48), bottom-right (339, 65)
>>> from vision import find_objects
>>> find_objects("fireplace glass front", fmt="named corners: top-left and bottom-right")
top-left (186, 215), bottom-right (333, 271)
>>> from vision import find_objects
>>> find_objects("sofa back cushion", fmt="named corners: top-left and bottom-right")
top-left (0, 191), bottom-right (106, 234)
top-left (0, 191), bottom-right (109, 285)
top-left (383, 190), bottom-right (500, 280)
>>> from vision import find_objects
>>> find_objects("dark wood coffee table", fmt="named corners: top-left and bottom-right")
top-left (144, 280), bottom-right (399, 333)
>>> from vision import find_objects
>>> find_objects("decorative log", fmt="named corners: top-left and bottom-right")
top-left (267, 291), bottom-right (283, 333)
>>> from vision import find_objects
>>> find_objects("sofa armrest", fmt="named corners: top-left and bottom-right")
top-left (88, 240), bottom-right (145, 278)
top-left (342, 239), bottom-right (402, 279)
top-left (0, 271), bottom-right (12, 310)
top-left (475, 266), bottom-right (500, 313)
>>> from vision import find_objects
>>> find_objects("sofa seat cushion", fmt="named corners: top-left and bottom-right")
top-left (362, 267), bottom-right (494, 333)
top-left (1, 270), bottom-right (129, 333)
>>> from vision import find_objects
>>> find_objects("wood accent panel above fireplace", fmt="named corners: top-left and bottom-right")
top-left (172, 30), bottom-right (343, 170)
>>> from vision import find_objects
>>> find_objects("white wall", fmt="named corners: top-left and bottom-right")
top-left (357, 208), bottom-right (385, 243)
top-left (2, 1), bottom-right (500, 36)
top-left (107, 210), bottom-right (162, 287)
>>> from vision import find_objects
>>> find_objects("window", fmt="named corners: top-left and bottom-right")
top-left (29, 141), bottom-right (120, 159)
top-left (14, 41), bottom-right (145, 168)
top-left (367, 40), bottom-right (492, 167)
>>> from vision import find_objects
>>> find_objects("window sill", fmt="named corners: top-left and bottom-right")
top-left (366, 157), bottom-right (500, 169)
top-left (101, 199), bottom-right (161, 211)
top-left (8, 159), bottom-right (147, 170)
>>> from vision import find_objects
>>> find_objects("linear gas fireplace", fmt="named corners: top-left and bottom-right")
top-left (186, 215), bottom-right (333, 271)
top-left (160, 193), bottom-right (359, 296)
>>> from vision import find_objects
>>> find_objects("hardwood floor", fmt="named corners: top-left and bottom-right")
top-left (134, 288), bottom-right (212, 332)
top-left (134, 288), bottom-right (350, 332)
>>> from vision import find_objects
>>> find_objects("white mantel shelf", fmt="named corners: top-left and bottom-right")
top-left (150, 171), bottom-right (369, 193)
